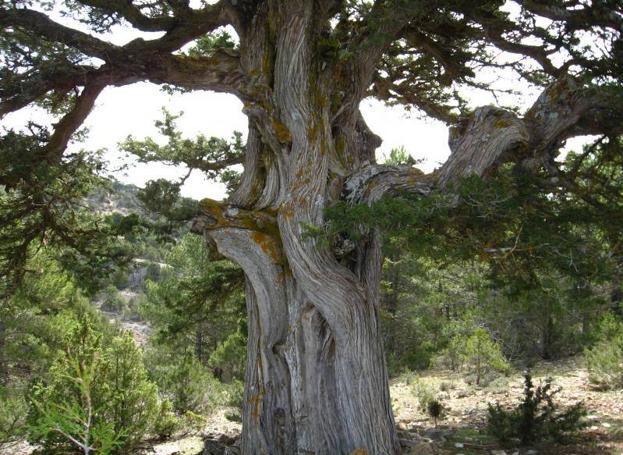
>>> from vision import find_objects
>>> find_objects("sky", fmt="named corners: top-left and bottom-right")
top-left (1, 2), bottom-right (590, 201)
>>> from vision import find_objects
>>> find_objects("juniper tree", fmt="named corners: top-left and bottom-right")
top-left (1, 1), bottom-right (622, 453)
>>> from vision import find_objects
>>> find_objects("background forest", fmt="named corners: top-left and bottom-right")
top-left (1, 139), bottom-right (623, 453)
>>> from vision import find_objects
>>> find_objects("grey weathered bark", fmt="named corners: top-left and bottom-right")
top-left (189, 3), bottom-right (402, 452)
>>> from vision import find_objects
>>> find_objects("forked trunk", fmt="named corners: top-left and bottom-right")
top-left (194, 3), bottom-right (400, 453)
top-left (208, 228), bottom-right (397, 454)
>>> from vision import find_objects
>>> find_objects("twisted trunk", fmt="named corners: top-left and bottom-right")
top-left (190, 4), bottom-right (400, 453)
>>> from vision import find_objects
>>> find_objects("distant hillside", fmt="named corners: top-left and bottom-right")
top-left (86, 180), bottom-right (147, 217)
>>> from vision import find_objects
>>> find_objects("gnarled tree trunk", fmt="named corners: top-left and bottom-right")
top-left (191, 4), bottom-right (401, 453)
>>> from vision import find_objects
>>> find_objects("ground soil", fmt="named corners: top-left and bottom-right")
top-left (392, 357), bottom-right (623, 455)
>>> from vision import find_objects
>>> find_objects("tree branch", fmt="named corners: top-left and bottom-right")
top-left (516, 0), bottom-right (623, 32)
top-left (344, 165), bottom-right (432, 204)
top-left (524, 78), bottom-right (623, 157)
top-left (0, 64), bottom-right (97, 118)
top-left (0, 8), bottom-right (117, 60)
top-left (46, 79), bottom-right (106, 160)
top-left (482, 24), bottom-right (563, 77)
top-left (147, 51), bottom-right (249, 99)
top-left (192, 199), bottom-right (278, 238)
top-left (75, 0), bottom-right (178, 31)
top-left (437, 106), bottom-right (530, 188)
top-left (343, 1), bottom-right (416, 98)
top-left (348, 77), bottom-right (623, 201)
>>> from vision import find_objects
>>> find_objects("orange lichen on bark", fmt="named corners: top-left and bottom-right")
top-left (251, 231), bottom-right (283, 264)
top-left (272, 118), bottom-right (292, 143)
top-left (248, 392), bottom-right (264, 424)
top-left (199, 198), bottom-right (279, 236)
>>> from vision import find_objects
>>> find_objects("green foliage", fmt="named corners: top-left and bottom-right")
top-left (27, 312), bottom-right (159, 453)
top-left (181, 410), bottom-right (208, 433)
top-left (137, 178), bottom-right (197, 223)
top-left (223, 380), bottom-right (245, 423)
top-left (0, 132), bottom-right (133, 296)
top-left (186, 30), bottom-right (238, 58)
top-left (144, 346), bottom-right (220, 414)
top-left (383, 146), bottom-right (417, 166)
top-left (121, 109), bottom-right (244, 195)
top-left (410, 378), bottom-right (436, 413)
top-left (336, 141), bottom-right (623, 373)
top-left (487, 374), bottom-right (587, 446)
top-left (0, 385), bottom-right (27, 443)
top-left (153, 399), bottom-right (180, 440)
top-left (110, 267), bottom-right (131, 290)
top-left (426, 399), bottom-right (446, 428)
top-left (100, 286), bottom-right (126, 313)
top-left (208, 326), bottom-right (247, 381)
top-left (0, 250), bottom-right (96, 386)
top-left (140, 234), bottom-right (246, 382)
top-left (585, 315), bottom-right (623, 389)
top-left (461, 327), bottom-right (510, 386)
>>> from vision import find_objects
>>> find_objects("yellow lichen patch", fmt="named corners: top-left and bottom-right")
top-left (199, 198), bottom-right (281, 237)
top-left (349, 449), bottom-right (368, 455)
top-left (280, 206), bottom-right (295, 220)
top-left (199, 198), bottom-right (226, 224)
top-left (251, 231), bottom-right (283, 264)
top-left (248, 392), bottom-right (264, 423)
top-left (200, 198), bottom-right (222, 210)
top-left (494, 118), bottom-right (512, 128)
top-left (272, 118), bottom-right (292, 143)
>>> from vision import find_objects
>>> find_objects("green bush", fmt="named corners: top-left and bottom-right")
top-left (27, 312), bottom-right (159, 453)
top-left (0, 386), bottom-right (27, 442)
top-left (110, 268), bottom-right (130, 290)
top-left (462, 328), bottom-right (510, 386)
top-left (426, 399), bottom-right (447, 428)
top-left (208, 329), bottom-right (247, 381)
top-left (487, 373), bottom-right (586, 446)
top-left (100, 287), bottom-right (127, 314)
top-left (145, 346), bottom-right (222, 414)
top-left (436, 336), bottom-right (464, 372)
top-left (585, 315), bottom-right (623, 389)
top-left (223, 380), bottom-right (244, 423)
top-left (409, 378), bottom-right (436, 413)
top-left (181, 410), bottom-right (208, 433)
top-left (153, 400), bottom-right (180, 440)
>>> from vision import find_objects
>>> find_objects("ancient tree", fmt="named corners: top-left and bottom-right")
top-left (1, 0), bottom-right (622, 453)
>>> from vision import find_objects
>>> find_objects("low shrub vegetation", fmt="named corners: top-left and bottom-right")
top-left (585, 315), bottom-right (623, 390)
top-left (486, 373), bottom-right (587, 446)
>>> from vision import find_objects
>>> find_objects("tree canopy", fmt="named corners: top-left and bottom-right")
top-left (1, 1), bottom-right (621, 276)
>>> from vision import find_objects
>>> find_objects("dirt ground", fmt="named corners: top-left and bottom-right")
top-left (392, 357), bottom-right (623, 455)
